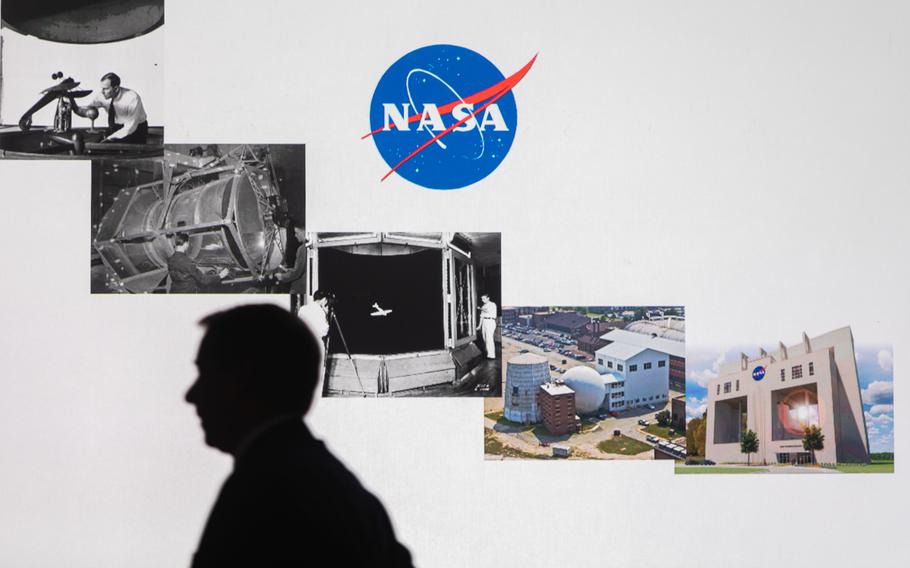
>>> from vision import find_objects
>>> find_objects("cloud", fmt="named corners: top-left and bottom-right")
top-left (861, 381), bottom-right (894, 405)
top-left (687, 352), bottom-right (726, 388)
top-left (877, 349), bottom-right (893, 373)
top-left (864, 411), bottom-right (894, 426)
top-left (869, 404), bottom-right (894, 416)
top-left (686, 396), bottom-right (707, 421)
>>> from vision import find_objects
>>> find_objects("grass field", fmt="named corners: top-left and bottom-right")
top-left (485, 411), bottom-right (534, 432)
top-left (675, 465), bottom-right (768, 474)
top-left (643, 423), bottom-right (682, 440)
top-left (484, 429), bottom-right (549, 459)
top-left (835, 461), bottom-right (894, 474)
top-left (597, 435), bottom-right (651, 456)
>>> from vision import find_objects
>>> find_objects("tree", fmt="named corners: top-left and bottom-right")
top-left (802, 425), bottom-right (825, 465)
top-left (740, 429), bottom-right (759, 466)
top-left (655, 410), bottom-right (671, 427)
top-left (686, 413), bottom-right (707, 458)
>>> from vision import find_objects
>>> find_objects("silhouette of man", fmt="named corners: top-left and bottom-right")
top-left (186, 304), bottom-right (413, 567)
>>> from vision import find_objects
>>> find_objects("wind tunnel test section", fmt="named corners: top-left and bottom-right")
top-left (319, 248), bottom-right (445, 355)
top-left (297, 232), bottom-right (502, 398)
top-left (91, 144), bottom-right (305, 293)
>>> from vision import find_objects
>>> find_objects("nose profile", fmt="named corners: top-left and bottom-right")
top-left (185, 379), bottom-right (199, 404)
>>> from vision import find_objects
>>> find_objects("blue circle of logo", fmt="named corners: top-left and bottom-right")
top-left (752, 366), bottom-right (766, 381)
top-left (368, 45), bottom-right (519, 190)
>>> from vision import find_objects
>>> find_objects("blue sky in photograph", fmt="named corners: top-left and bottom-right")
top-left (686, 345), bottom-right (893, 453)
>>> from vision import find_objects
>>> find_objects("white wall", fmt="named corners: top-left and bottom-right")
top-left (623, 350), bottom-right (669, 407)
top-left (2, 1), bottom-right (910, 567)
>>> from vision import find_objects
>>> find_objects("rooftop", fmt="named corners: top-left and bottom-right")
top-left (540, 382), bottom-right (575, 396)
top-left (598, 329), bottom-right (686, 358)
top-left (595, 341), bottom-right (648, 360)
top-left (543, 311), bottom-right (590, 330)
top-left (508, 352), bottom-right (548, 365)
top-left (624, 317), bottom-right (686, 342)
top-left (601, 373), bottom-right (623, 384)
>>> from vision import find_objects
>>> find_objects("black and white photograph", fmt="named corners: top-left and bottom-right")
top-left (0, 1), bottom-right (164, 159)
top-left (293, 232), bottom-right (502, 397)
top-left (91, 144), bottom-right (305, 293)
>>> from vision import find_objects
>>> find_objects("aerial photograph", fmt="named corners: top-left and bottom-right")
top-left (681, 326), bottom-right (894, 474)
top-left (484, 306), bottom-right (686, 460)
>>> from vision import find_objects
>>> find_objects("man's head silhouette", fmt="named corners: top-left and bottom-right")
top-left (186, 304), bottom-right (321, 454)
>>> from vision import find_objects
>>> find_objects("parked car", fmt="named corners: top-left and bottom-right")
top-left (647, 404), bottom-right (656, 410)
top-left (646, 435), bottom-right (658, 443)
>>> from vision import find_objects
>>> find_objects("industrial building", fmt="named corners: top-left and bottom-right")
top-left (538, 382), bottom-right (579, 435)
top-left (539, 311), bottom-right (590, 334)
top-left (597, 327), bottom-right (686, 393)
top-left (671, 395), bottom-right (686, 431)
top-left (705, 327), bottom-right (870, 465)
top-left (593, 329), bottom-right (683, 410)
top-left (504, 353), bottom-right (550, 424)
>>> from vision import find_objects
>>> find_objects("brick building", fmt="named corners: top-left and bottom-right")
top-left (538, 382), bottom-right (579, 435)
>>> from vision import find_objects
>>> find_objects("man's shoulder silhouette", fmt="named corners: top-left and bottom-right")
top-left (186, 305), bottom-right (413, 567)
top-left (192, 418), bottom-right (412, 567)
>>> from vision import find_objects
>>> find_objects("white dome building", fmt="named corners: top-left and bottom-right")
top-left (562, 365), bottom-right (607, 414)
top-left (504, 353), bottom-right (550, 423)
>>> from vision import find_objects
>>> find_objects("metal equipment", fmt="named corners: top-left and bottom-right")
top-left (93, 145), bottom-right (287, 293)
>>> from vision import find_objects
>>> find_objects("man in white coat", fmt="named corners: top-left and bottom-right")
top-left (477, 294), bottom-right (498, 359)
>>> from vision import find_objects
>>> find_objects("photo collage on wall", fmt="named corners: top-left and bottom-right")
top-left (0, 0), bottom-right (893, 475)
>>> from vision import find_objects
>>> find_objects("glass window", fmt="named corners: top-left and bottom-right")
top-left (598, 358), bottom-right (603, 366)
top-left (618, 364), bottom-right (624, 372)
top-left (658, 360), bottom-right (666, 368)
top-left (717, 384), bottom-right (720, 395)
top-left (630, 364), bottom-right (638, 372)
top-left (644, 362), bottom-right (652, 370)
top-left (780, 368), bottom-right (785, 381)
top-left (607, 361), bottom-right (613, 369)
top-left (724, 382), bottom-right (731, 393)
top-left (809, 362), bottom-right (815, 376)
top-left (792, 365), bottom-right (803, 380)
top-left (735, 379), bottom-right (740, 391)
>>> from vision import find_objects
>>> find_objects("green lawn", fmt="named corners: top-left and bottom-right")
top-left (596, 435), bottom-right (651, 456)
top-left (485, 411), bottom-right (534, 432)
top-left (579, 419), bottom-right (601, 434)
top-left (484, 429), bottom-right (549, 459)
top-left (643, 423), bottom-right (682, 440)
top-left (675, 465), bottom-right (769, 474)
top-left (835, 461), bottom-right (894, 474)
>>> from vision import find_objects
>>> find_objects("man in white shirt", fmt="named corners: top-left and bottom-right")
top-left (72, 72), bottom-right (149, 143)
top-left (477, 294), bottom-right (498, 359)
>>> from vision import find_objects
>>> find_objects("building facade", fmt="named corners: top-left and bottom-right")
top-left (705, 327), bottom-right (869, 465)
top-left (538, 382), bottom-right (579, 435)
top-left (504, 353), bottom-right (550, 424)
top-left (594, 342), bottom-right (670, 411)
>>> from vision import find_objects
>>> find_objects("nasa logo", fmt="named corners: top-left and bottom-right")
top-left (365, 45), bottom-right (536, 190)
top-left (752, 366), bottom-right (766, 381)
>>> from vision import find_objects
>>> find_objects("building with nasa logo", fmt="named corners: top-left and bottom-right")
top-left (705, 327), bottom-right (870, 465)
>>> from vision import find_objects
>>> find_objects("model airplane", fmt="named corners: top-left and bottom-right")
top-left (370, 303), bottom-right (393, 317)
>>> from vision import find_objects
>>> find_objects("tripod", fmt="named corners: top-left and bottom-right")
top-left (324, 305), bottom-right (368, 397)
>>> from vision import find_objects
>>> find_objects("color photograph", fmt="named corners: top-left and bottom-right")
top-left (484, 307), bottom-right (686, 460)
top-left (681, 327), bottom-right (893, 474)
